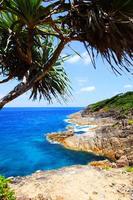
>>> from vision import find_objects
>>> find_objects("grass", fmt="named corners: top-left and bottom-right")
top-left (125, 166), bottom-right (133, 172)
top-left (88, 91), bottom-right (133, 114)
top-left (128, 119), bottom-right (133, 125)
top-left (0, 176), bottom-right (16, 200)
top-left (103, 166), bottom-right (112, 171)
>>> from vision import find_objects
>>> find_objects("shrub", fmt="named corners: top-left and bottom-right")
top-left (128, 120), bottom-right (133, 125)
top-left (0, 176), bottom-right (16, 200)
top-left (125, 167), bottom-right (133, 172)
top-left (103, 166), bottom-right (112, 171)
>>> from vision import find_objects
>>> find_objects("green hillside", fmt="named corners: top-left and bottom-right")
top-left (85, 92), bottom-right (133, 114)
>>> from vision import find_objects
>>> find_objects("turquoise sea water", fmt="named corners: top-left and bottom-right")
top-left (0, 107), bottom-right (104, 177)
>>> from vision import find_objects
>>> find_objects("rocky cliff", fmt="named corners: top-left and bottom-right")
top-left (48, 92), bottom-right (133, 166)
top-left (10, 92), bottom-right (133, 200)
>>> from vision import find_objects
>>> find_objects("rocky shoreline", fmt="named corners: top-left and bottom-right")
top-left (9, 93), bottom-right (133, 199)
top-left (10, 165), bottom-right (133, 200)
top-left (48, 111), bottom-right (133, 167)
top-left (9, 110), bottom-right (133, 200)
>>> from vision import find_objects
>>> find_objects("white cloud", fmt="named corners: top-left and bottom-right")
top-left (80, 86), bottom-right (96, 92)
top-left (76, 78), bottom-right (88, 87)
top-left (124, 84), bottom-right (133, 89)
top-left (77, 79), bottom-right (88, 86)
top-left (82, 52), bottom-right (91, 64)
top-left (78, 79), bottom-right (87, 83)
top-left (67, 55), bottom-right (80, 64)
top-left (0, 93), bottom-right (4, 98)
top-left (67, 51), bottom-right (91, 65)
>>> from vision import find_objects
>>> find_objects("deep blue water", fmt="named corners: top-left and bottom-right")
top-left (0, 107), bottom-right (104, 177)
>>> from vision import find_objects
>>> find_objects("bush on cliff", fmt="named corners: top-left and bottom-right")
top-left (125, 167), bottom-right (133, 172)
top-left (0, 176), bottom-right (16, 200)
top-left (84, 92), bottom-right (133, 114)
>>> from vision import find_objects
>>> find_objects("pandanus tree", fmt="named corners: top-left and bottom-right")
top-left (0, 0), bottom-right (132, 108)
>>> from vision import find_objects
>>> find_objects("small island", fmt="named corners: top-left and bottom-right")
top-left (10, 92), bottom-right (133, 200)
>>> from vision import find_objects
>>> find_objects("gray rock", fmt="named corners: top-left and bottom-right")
top-left (116, 156), bottom-right (129, 167)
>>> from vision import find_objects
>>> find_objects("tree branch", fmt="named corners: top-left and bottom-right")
top-left (15, 28), bottom-right (33, 65)
top-left (0, 40), bottom-right (67, 108)
top-left (16, 38), bottom-right (31, 65)
top-left (0, 75), bottom-right (12, 84)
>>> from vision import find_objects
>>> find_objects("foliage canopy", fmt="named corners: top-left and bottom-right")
top-left (0, 0), bottom-right (132, 107)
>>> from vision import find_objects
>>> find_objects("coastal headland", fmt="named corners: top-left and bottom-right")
top-left (48, 92), bottom-right (133, 166)
top-left (48, 110), bottom-right (133, 166)
top-left (10, 92), bottom-right (133, 200)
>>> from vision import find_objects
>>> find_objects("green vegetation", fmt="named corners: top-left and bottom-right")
top-left (0, 0), bottom-right (133, 108)
top-left (103, 166), bottom-right (112, 171)
top-left (125, 167), bottom-right (133, 172)
top-left (88, 92), bottom-right (133, 114)
top-left (0, 176), bottom-right (16, 200)
top-left (128, 119), bottom-right (133, 125)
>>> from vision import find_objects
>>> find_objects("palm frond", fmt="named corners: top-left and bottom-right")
top-left (64, 0), bottom-right (133, 74)
top-left (29, 37), bottom-right (71, 102)
top-left (30, 65), bottom-right (71, 103)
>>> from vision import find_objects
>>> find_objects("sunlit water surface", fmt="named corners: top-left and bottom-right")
top-left (0, 107), bottom-right (104, 177)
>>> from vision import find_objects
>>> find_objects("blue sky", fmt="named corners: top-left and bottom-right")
top-left (0, 41), bottom-right (133, 107)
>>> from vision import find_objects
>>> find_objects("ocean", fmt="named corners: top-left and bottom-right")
top-left (0, 107), bottom-right (104, 177)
